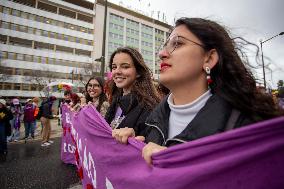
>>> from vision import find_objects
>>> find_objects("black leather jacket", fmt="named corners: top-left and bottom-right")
top-left (144, 94), bottom-right (253, 147)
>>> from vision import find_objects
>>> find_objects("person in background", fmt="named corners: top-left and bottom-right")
top-left (0, 99), bottom-right (13, 160)
top-left (105, 47), bottom-right (160, 136)
top-left (85, 77), bottom-right (110, 117)
top-left (8, 98), bottom-right (23, 142)
top-left (63, 90), bottom-right (72, 105)
top-left (32, 97), bottom-right (41, 135)
top-left (40, 96), bottom-right (57, 147)
top-left (78, 93), bottom-right (87, 107)
top-left (70, 93), bottom-right (81, 112)
top-left (112, 18), bottom-right (283, 165)
top-left (277, 87), bottom-right (284, 109)
top-left (23, 99), bottom-right (36, 142)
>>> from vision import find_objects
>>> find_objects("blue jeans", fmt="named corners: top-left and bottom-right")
top-left (24, 121), bottom-right (35, 138)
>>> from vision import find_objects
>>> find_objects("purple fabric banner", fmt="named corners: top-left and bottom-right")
top-left (60, 105), bottom-right (76, 165)
top-left (62, 105), bottom-right (284, 189)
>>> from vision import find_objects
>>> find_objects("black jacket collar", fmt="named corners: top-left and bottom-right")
top-left (145, 94), bottom-right (250, 146)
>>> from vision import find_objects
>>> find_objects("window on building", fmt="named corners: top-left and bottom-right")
top-left (48, 58), bottom-right (55, 64)
top-left (31, 84), bottom-right (37, 91)
top-left (8, 52), bottom-right (15, 60)
top-left (29, 14), bottom-right (35, 21)
top-left (14, 83), bottom-right (21, 90)
top-left (10, 23), bottom-right (18, 31)
top-left (17, 54), bottom-right (24, 61)
top-left (69, 36), bottom-right (75, 42)
top-left (3, 7), bottom-right (11, 15)
top-left (15, 68), bottom-right (22, 75)
top-left (12, 9), bottom-right (21, 17)
top-left (0, 35), bottom-right (7, 44)
top-left (34, 56), bottom-right (41, 63)
top-left (49, 32), bottom-right (56, 38)
top-left (22, 84), bottom-right (30, 91)
top-left (0, 51), bottom-right (7, 61)
top-left (64, 35), bottom-right (69, 41)
top-left (25, 54), bottom-right (33, 62)
top-left (1, 22), bottom-right (10, 29)
top-left (42, 30), bottom-right (49, 37)
top-left (57, 33), bottom-right (63, 40)
top-left (27, 27), bottom-right (34, 34)
top-left (37, 1), bottom-right (57, 14)
top-left (35, 29), bottom-right (41, 36)
top-left (19, 25), bottom-right (27, 33)
top-left (3, 83), bottom-right (12, 90)
top-left (77, 13), bottom-right (92, 23)
top-left (41, 57), bottom-right (47, 64)
top-left (56, 45), bottom-right (73, 54)
top-left (21, 12), bottom-right (29, 19)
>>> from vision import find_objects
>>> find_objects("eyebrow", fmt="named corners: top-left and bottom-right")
top-left (112, 62), bottom-right (131, 66)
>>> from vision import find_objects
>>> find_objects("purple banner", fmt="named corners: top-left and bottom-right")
top-left (62, 105), bottom-right (284, 189)
top-left (60, 105), bottom-right (76, 165)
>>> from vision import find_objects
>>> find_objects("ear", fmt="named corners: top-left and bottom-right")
top-left (203, 49), bottom-right (219, 70)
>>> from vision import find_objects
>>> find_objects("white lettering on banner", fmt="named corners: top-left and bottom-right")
top-left (82, 144), bottom-right (97, 187)
top-left (106, 177), bottom-right (114, 189)
top-left (65, 112), bottom-right (71, 124)
top-left (63, 142), bottom-right (76, 153)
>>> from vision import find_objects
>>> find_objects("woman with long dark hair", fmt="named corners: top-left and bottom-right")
top-left (85, 76), bottom-right (109, 117)
top-left (105, 47), bottom-right (160, 136)
top-left (112, 18), bottom-right (283, 165)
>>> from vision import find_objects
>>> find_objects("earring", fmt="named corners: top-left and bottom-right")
top-left (205, 67), bottom-right (213, 86)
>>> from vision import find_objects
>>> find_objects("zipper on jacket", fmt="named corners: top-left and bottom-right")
top-left (166, 138), bottom-right (187, 146)
top-left (145, 123), bottom-right (166, 146)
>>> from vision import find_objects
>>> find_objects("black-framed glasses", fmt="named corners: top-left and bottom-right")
top-left (159, 34), bottom-right (205, 54)
top-left (87, 84), bottom-right (100, 88)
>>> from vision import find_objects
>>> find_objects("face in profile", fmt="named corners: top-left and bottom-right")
top-left (158, 25), bottom-right (206, 89)
top-left (87, 79), bottom-right (102, 99)
top-left (111, 52), bottom-right (138, 94)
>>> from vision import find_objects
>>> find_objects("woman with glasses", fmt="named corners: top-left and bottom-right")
top-left (105, 47), bottom-right (160, 136)
top-left (85, 77), bottom-right (109, 117)
top-left (112, 18), bottom-right (283, 165)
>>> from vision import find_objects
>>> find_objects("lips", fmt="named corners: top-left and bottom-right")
top-left (160, 62), bottom-right (171, 72)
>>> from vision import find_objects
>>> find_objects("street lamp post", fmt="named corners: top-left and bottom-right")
top-left (260, 32), bottom-right (284, 89)
top-left (95, 0), bottom-right (108, 77)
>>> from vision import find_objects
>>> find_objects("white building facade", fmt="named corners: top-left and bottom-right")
top-left (0, 0), bottom-right (95, 100)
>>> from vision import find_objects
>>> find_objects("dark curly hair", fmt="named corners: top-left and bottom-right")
top-left (85, 76), bottom-right (108, 112)
top-left (175, 17), bottom-right (283, 121)
top-left (108, 47), bottom-right (160, 110)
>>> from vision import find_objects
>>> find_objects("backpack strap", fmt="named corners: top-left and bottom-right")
top-left (224, 109), bottom-right (241, 131)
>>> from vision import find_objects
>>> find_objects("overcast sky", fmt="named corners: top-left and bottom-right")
top-left (97, 0), bottom-right (284, 88)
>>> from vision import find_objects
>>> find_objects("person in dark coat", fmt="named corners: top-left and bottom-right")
top-left (40, 96), bottom-right (56, 147)
top-left (0, 99), bottom-right (13, 158)
top-left (105, 47), bottom-right (160, 136)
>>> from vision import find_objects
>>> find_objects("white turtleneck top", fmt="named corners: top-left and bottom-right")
top-left (167, 90), bottom-right (212, 139)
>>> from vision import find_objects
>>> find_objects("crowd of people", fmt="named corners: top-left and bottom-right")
top-left (1, 17), bottom-right (284, 166)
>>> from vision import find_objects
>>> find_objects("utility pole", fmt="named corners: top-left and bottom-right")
top-left (99, 0), bottom-right (108, 77)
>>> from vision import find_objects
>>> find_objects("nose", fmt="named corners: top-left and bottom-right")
top-left (158, 48), bottom-right (170, 60)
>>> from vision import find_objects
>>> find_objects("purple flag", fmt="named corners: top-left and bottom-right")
top-left (60, 105), bottom-right (76, 165)
top-left (63, 105), bottom-right (284, 189)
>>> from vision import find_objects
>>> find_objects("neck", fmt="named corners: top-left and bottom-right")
top-left (123, 88), bottom-right (131, 96)
top-left (92, 97), bottom-right (99, 103)
top-left (170, 81), bottom-right (208, 105)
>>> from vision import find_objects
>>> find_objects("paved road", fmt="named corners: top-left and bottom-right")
top-left (0, 120), bottom-right (81, 189)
